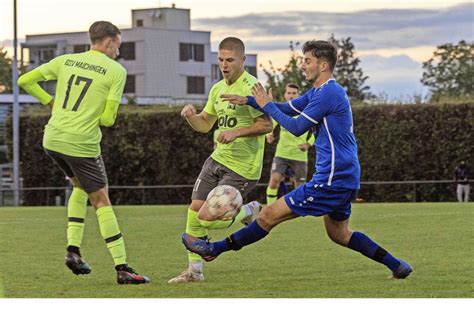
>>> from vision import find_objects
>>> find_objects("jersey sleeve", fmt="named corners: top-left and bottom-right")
top-left (37, 55), bottom-right (63, 80)
top-left (99, 99), bottom-right (120, 127)
top-left (18, 67), bottom-right (52, 105)
top-left (262, 90), bottom-right (332, 136)
top-left (247, 89), bottom-right (311, 117)
top-left (298, 90), bottom-right (332, 125)
top-left (203, 85), bottom-right (217, 116)
top-left (263, 103), bottom-right (314, 136)
top-left (106, 66), bottom-right (126, 102)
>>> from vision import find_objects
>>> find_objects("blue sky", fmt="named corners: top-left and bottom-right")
top-left (1, 0), bottom-right (473, 99)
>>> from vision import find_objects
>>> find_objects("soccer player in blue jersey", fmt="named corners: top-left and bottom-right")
top-left (182, 40), bottom-right (413, 279)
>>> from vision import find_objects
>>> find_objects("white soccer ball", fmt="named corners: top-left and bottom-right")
top-left (205, 185), bottom-right (243, 220)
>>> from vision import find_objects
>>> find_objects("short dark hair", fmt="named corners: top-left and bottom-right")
top-left (218, 37), bottom-right (245, 55)
top-left (302, 40), bottom-right (337, 71)
top-left (285, 83), bottom-right (300, 91)
top-left (89, 21), bottom-right (121, 44)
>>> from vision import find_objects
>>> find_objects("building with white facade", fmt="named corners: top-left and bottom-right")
top-left (20, 6), bottom-right (257, 104)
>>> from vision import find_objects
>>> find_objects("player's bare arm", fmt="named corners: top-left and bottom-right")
top-left (181, 104), bottom-right (217, 133)
top-left (220, 94), bottom-right (248, 105)
top-left (218, 114), bottom-right (272, 144)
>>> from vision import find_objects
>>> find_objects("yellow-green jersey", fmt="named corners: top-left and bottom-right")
top-left (38, 50), bottom-right (126, 157)
top-left (205, 71), bottom-right (265, 180)
top-left (274, 118), bottom-right (315, 162)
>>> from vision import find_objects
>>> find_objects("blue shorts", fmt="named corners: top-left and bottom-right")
top-left (284, 183), bottom-right (358, 221)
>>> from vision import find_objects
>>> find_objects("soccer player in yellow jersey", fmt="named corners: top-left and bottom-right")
top-left (266, 83), bottom-right (314, 205)
top-left (168, 37), bottom-right (273, 283)
top-left (18, 21), bottom-right (149, 285)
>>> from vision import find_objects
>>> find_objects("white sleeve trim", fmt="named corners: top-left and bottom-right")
top-left (288, 100), bottom-right (302, 114)
top-left (301, 112), bottom-right (319, 124)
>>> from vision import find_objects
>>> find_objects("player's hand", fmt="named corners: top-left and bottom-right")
top-left (266, 133), bottom-right (275, 144)
top-left (220, 94), bottom-right (248, 105)
top-left (181, 104), bottom-right (197, 119)
top-left (218, 130), bottom-right (239, 144)
top-left (252, 83), bottom-right (273, 108)
top-left (298, 143), bottom-right (311, 151)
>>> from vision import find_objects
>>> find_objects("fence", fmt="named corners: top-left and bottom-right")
top-left (0, 180), bottom-right (471, 207)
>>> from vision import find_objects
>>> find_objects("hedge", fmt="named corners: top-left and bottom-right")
top-left (7, 103), bottom-right (473, 205)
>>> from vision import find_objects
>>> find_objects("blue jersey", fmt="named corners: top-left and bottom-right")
top-left (255, 79), bottom-right (360, 190)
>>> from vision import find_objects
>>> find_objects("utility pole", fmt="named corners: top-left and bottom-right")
top-left (12, 0), bottom-right (20, 206)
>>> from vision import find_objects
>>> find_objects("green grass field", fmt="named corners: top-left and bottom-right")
top-left (0, 202), bottom-right (473, 298)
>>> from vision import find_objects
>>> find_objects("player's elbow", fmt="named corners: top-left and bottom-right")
top-left (258, 118), bottom-right (273, 134)
top-left (288, 127), bottom-right (306, 137)
top-left (263, 121), bottom-right (273, 134)
top-left (17, 74), bottom-right (27, 88)
top-left (100, 116), bottom-right (116, 127)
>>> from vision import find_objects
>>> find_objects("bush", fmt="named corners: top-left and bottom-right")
top-left (7, 103), bottom-right (473, 205)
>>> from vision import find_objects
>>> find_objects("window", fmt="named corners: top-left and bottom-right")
top-left (194, 44), bottom-right (204, 62)
top-left (245, 66), bottom-right (257, 77)
top-left (119, 42), bottom-right (135, 60)
top-left (73, 44), bottom-right (90, 53)
top-left (212, 64), bottom-right (223, 81)
top-left (136, 19), bottom-right (143, 27)
top-left (37, 48), bottom-right (55, 64)
top-left (187, 76), bottom-right (205, 94)
top-left (179, 43), bottom-right (204, 62)
top-left (124, 75), bottom-right (135, 93)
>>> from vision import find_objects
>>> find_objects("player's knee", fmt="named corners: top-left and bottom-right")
top-left (326, 228), bottom-right (352, 246)
top-left (256, 208), bottom-right (277, 231)
top-left (189, 200), bottom-right (204, 212)
top-left (88, 188), bottom-right (111, 209)
top-left (268, 178), bottom-right (279, 188)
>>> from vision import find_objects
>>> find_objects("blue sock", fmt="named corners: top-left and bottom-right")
top-left (348, 231), bottom-right (400, 271)
top-left (212, 221), bottom-right (269, 256)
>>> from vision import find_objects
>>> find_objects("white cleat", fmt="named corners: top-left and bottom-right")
top-left (240, 201), bottom-right (262, 226)
top-left (168, 269), bottom-right (204, 284)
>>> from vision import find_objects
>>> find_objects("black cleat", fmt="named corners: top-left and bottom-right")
top-left (116, 265), bottom-right (150, 285)
top-left (65, 252), bottom-right (92, 275)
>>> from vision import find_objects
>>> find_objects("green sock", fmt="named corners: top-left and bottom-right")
top-left (186, 209), bottom-right (207, 264)
top-left (96, 206), bottom-right (127, 266)
top-left (266, 187), bottom-right (278, 205)
top-left (198, 207), bottom-right (246, 229)
top-left (67, 187), bottom-right (88, 248)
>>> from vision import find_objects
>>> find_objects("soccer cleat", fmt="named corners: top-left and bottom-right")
top-left (167, 269), bottom-right (204, 284)
top-left (392, 259), bottom-right (413, 279)
top-left (116, 265), bottom-right (150, 285)
top-left (65, 252), bottom-right (92, 275)
top-left (240, 201), bottom-right (262, 226)
top-left (181, 233), bottom-right (217, 262)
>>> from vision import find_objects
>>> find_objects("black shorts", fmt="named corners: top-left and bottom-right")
top-left (191, 157), bottom-right (258, 201)
top-left (44, 148), bottom-right (108, 193)
top-left (271, 156), bottom-right (308, 182)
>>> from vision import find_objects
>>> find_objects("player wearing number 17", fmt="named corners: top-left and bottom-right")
top-left (18, 21), bottom-right (149, 284)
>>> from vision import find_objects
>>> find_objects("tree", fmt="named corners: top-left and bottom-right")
top-left (0, 46), bottom-right (12, 93)
top-left (261, 36), bottom-right (372, 102)
top-left (329, 35), bottom-right (373, 101)
top-left (261, 41), bottom-right (311, 102)
top-left (421, 40), bottom-right (474, 102)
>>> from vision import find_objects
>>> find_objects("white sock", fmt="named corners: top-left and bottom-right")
top-left (189, 261), bottom-right (203, 274)
top-left (243, 201), bottom-right (257, 216)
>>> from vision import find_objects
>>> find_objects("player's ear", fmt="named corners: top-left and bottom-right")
top-left (103, 36), bottom-right (113, 48)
